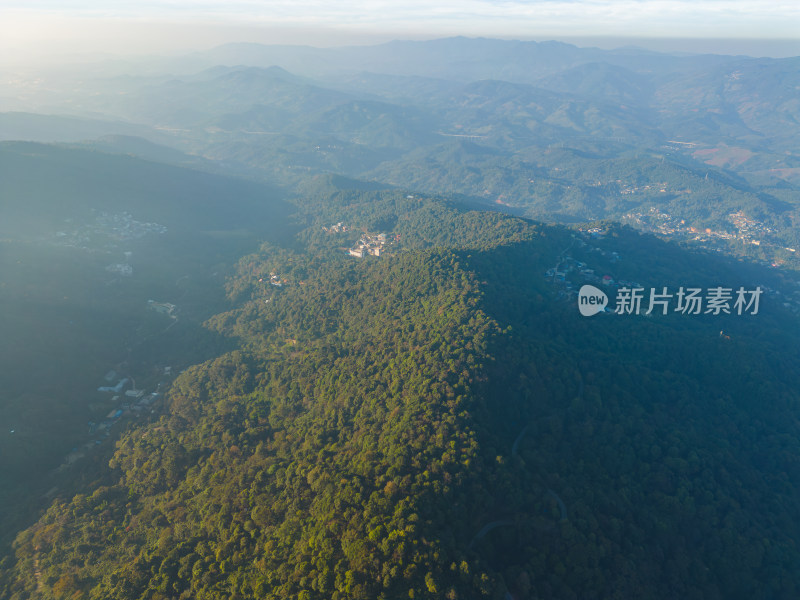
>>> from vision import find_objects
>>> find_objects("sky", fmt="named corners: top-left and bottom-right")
top-left (2, 0), bottom-right (800, 65)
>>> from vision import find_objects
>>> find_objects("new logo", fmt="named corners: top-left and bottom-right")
top-left (578, 285), bottom-right (608, 317)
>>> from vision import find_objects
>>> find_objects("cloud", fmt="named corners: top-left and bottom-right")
top-left (3, 0), bottom-right (800, 31)
top-left (0, 0), bottom-right (798, 63)
top-left (189, 0), bottom-right (800, 39)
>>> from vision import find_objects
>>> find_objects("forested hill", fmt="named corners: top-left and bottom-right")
top-left (2, 186), bottom-right (800, 599)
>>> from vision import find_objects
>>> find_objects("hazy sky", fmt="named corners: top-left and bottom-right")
top-left (2, 1), bottom-right (800, 63)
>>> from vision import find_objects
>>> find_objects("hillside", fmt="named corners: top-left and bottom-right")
top-left (1, 37), bottom-right (800, 599)
top-left (0, 143), bottom-right (295, 554)
top-left (3, 181), bottom-right (800, 599)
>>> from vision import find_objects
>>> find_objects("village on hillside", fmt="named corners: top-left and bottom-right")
top-left (347, 231), bottom-right (390, 258)
top-left (60, 365), bottom-right (172, 470)
top-left (323, 222), bottom-right (396, 258)
top-left (545, 225), bottom-right (800, 315)
top-left (622, 208), bottom-right (794, 258)
top-left (54, 210), bottom-right (167, 250)
top-left (544, 228), bottom-right (632, 305)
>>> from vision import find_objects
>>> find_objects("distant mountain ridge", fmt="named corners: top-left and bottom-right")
top-left (196, 36), bottom-right (736, 83)
top-left (2, 36), bottom-right (799, 266)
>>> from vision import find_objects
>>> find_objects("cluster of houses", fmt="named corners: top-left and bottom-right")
top-left (54, 211), bottom-right (167, 251)
top-left (95, 211), bottom-right (167, 242)
top-left (583, 227), bottom-right (606, 239)
top-left (323, 222), bottom-right (350, 233)
top-left (623, 208), bottom-right (793, 259)
top-left (622, 208), bottom-right (688, 237)
top-left (546, 257), bottom-right (631, 290)
top-left (95, 370), bottom-right (164, 430)
top-left (64, 368), bottom-right (169, 470)
top-left (728, 211), bottom-right (776, 241)
top-left (321, 221), bottom-right (397, 258)
top-left (547, 228), bottom-right (800, 317)
top-left (618, 181), bottom-right (671, 196)
top-left (90, 370), bottom-right (165, 435)
top-left (349, 232), bottom-right (389, 258)
top-left (545, 232), bottom-right (639, 302)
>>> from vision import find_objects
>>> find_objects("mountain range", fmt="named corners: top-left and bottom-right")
top-left (1, 37), bottom-right (800, 599)
top-left (3, 38), bottom-right (799, 262)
